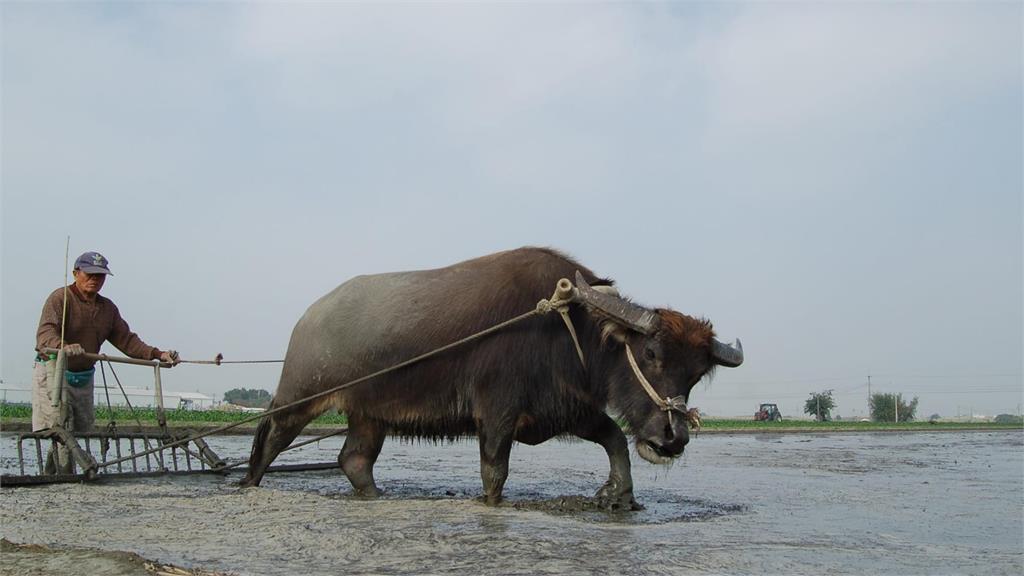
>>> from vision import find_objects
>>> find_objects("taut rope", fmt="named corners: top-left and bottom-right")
top-left (178, 354), bottom-right (284, 365)
top-left (95, 279), bottom-right (580, 470)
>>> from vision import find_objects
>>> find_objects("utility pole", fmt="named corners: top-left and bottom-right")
top-left (867, 374), bottom-right (872, 420)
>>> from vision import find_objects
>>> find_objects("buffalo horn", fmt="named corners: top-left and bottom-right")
top-left (712, 338), bottom-right (744, 367)
top-left (574, 271), bottom-right (658, 335)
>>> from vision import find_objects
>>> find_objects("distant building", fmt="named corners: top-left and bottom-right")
top-left (94, 386), bottom-right (215, 410)
top-left (0, 384), bottom-right (214, 410)
top-left (174, 391), bottom-right (217, 410)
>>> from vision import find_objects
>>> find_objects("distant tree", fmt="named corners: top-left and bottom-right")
top-left (993, 414), bottom-right (1023, 425)
top-left (869, 393), bottom-right (918, 423)
top-left (928, 413), bottom-right (941, 423)
top-left (223, 388), bottom-right (272, 408)
top-left (804, 390), bottom-right (836, 422)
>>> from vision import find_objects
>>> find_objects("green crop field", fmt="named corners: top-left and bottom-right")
top-left (696, 418), bottom-right (1022, 432)
top-left (3, 403), bottom-right (1019, 433)
top-left (0, 404), bottom-right (348, 427)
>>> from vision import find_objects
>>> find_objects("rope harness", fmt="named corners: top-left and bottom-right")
top-left (534, 278), bottom-right (586, 368)
top-left (89, 277), bottom-right (700, 470)
top-left (624, 343), bottom-right (702, 432)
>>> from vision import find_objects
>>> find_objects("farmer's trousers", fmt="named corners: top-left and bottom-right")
top-left (32, 360), bottom-right (95, 474)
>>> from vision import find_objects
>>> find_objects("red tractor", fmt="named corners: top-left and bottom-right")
top-left (755, 403), bottom-right (782, 422)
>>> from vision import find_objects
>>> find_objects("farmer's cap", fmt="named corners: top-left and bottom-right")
top-left (74, 251), bottom-right (113, 275)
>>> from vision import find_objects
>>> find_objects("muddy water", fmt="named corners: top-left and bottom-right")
top-left (1, 431), bottom-right (1021, 575)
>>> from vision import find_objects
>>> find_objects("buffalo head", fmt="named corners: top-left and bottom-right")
top-left (575, 272), bottom-right (744, 464)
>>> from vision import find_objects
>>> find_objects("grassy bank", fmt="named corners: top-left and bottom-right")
top-left (695, 418), bottom-right (1022, 433)
top-left (2, 404), bottom-right (1019, 433)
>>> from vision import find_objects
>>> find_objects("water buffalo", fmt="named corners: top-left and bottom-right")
top-left (242, 247), bottom-right (743, 508)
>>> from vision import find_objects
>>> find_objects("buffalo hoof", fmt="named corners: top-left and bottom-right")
top-left (353, 486), bottom-right (383, 499)
top-left (594, 493), bottom-right (642, 512)
top-left (476, 494), bottom-right (504, 506)
top-left (595, 483), bottom-right (642, 511)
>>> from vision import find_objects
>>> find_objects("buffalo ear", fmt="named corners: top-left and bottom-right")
top-left (599, 319), bottom-right (629, 345)
top-left (578, 285), bottom-right (630, 343)
top-left (587, 284), bottom-right (629, 343)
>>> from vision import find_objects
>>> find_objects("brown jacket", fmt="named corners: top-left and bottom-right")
top-left (36, 285), bottom-right (162, 371)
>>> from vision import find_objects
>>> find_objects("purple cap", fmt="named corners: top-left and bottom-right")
top-left (74, 251), bottom-right (113, 275)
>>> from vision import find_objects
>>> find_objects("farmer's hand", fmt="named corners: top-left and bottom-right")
top-left (63, 343), bottom-right (85, 357)
top-left (160, 350), bottom-right (180, 366)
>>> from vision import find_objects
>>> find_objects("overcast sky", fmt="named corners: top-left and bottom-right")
top-left (2, 2), bottom-right (1020, 419)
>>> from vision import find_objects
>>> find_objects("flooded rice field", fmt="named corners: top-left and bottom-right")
top-left (1, 430), bottom-right (1022, 575)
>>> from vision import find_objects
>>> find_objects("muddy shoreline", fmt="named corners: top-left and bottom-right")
top-left (1, 539), bottom-right (234, 576)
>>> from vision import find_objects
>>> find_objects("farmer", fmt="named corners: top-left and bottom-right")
top-left (33, 251), bottom-right (180, 474)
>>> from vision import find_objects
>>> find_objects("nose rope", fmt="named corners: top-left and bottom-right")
top-left (624, 343), bottom-right (702, 431)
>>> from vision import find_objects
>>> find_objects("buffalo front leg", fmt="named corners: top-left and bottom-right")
top-left (339, 414), bottom-right (386, 497)
top-left (477, 419), bottom-right (514, 505)
top-left (575, 412), bottom-right (639, 510)
top-left (240, 411), bottom-right (311, 487)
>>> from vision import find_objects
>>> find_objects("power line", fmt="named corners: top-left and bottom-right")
top-left (723, 373), bottom-right (1020, 386)
top-left (702, 386), bottom-right (1021, 399)
top-left (868, 373), bottom-right (1021, 380)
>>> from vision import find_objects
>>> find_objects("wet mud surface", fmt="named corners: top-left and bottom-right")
top-left (2, 431), bottom-right (1022, 575)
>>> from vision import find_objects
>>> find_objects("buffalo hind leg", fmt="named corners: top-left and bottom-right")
top-left (477, 418), bottom-right (515, 505)
top-left (575, 412), bottom-right (639, 510)
top-left (240, 411), bottom-right (312, 487)
top-left (339, 414), bottom-right (386, 497)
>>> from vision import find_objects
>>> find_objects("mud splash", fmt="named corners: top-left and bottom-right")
top-left (510, 494), bottom-right (745, 524)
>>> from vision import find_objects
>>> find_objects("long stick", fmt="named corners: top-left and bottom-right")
top-left (54, 238), bottom-right (71, 417)
top-left (59, 237), bottom-right (69, 351)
